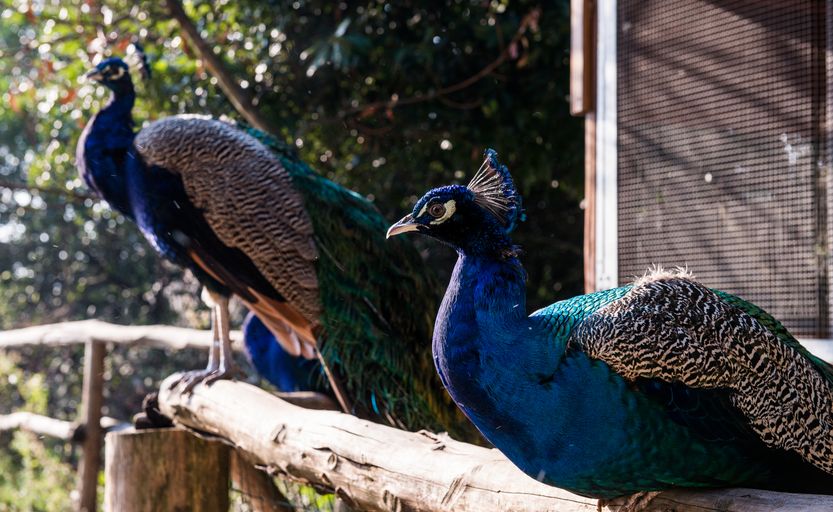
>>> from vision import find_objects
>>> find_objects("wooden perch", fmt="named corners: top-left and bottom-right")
top-left (157, 376), bottom-right (833, 512)
top-left (0, 319), bottom-right (241, 352)
top-left (0, 411), bottom-right (127, 441)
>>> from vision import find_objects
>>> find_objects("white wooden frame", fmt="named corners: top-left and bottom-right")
top-left (594, 0), bottom-right (618, 290)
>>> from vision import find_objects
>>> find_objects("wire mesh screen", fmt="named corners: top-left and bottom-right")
top-left (616, 0), bottom-right (829, 337)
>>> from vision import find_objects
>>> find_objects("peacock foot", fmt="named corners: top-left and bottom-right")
top-left (202, 362), bottom-right (247, 386)
top-left (169, 369), bottom-right (218, 394)
top-left (597, 491), bottom-right (662, 512)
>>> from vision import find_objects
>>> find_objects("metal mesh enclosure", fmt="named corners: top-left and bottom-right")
top-left (616, 0), bottom-right (829, 336)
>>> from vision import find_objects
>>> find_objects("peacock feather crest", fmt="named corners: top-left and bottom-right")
top-left (466, 148), bottom-right (524, 233)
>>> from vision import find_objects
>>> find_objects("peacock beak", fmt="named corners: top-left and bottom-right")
top-left (386, 214), bottom-right (421, 239)
top-left (84, 68), bottom-right (104, 82)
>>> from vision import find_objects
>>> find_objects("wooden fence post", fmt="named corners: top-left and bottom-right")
top-left (104, 428), bottom-right (230, 512)
top-left (77, 340), bottom-right (106, 512)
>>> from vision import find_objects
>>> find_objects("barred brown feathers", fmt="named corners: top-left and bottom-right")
top-left (134, 116), bottom-right (321, 354)
top-left (571, 273), bottom-right (833, 475)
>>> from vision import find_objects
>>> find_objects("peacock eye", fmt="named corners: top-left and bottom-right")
top-left (428, 202), bottom-right (446, 218)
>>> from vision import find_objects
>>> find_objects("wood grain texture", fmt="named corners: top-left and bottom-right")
top-left (158, 375), bottom-right (833, 512)
top-left (583, 111), bottom-right (596, 293)
top-left (77, 340), bottom-right (105, 512)
top-left (104, 428), bottom-right (230, 512)
top-left (570, 0), bottom-right (595, 115)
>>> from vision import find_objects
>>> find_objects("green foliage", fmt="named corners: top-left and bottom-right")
top-left (0, 431), bottom-right (76, 512)
top-left (0, 353), bottom-right (76, 511)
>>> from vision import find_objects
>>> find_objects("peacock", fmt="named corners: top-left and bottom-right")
top-left (386, 149), bottom-right (833, 501)
top-left (76, 55), bottom-right (479, 442)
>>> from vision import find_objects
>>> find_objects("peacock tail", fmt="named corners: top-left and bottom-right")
top-left (243, 125), bottom-right (477, 440)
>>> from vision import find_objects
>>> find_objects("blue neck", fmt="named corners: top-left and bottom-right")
top-left (79, 87), bottom-right (136, 216)
top-left (433, 252), bottom-right (562, 439)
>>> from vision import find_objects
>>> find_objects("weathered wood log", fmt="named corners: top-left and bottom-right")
top-left (159, 376), bottom-right (595, 512)
top-left (158, 376), bottom-right (833, 512)
top-left (274, 391), bottom-right (339, 411)
top-left (77, 340), bottom-right (106, 512)
top-left (0, 411), bottom-right (126, 440)
top-left (0, 319), bottom-right (241, 351)
top-left (104, 428), bottom-right (230, 512)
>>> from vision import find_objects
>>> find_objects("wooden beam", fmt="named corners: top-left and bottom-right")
top-left (157, 376), bottom-right (833, 512)
top-left (570, 0), bottom-right (596, 115)
top-left (77, 340), bottom-right (106, 512)
top-left (583, 111), bottom-right (597, 293)
top-left (104, 428), bottom-right (230, 512)
top-left (0, 412), bottom-right (126, 441)
top-left (0, 319), bottom-right (241, 352)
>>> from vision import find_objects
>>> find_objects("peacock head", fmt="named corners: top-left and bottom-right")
top-left (84, 57), bottom-right (133, 93)
top-left (387, 149), bottom-right (524, 257)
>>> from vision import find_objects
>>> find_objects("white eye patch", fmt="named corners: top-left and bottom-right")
top-left (427, 199), bottom-right (457, 225)
top-left (109, 66), bottom-right (125, 80)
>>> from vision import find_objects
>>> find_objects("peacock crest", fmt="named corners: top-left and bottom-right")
top-left (126, 42), bottom-right (151, 80)
top-left (466, 148), bottom-right (524, 233)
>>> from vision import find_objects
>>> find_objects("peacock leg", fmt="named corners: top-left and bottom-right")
top-left (174, 304), bottom-right (223, 393)
top-left (204, 294), bottom-right (245, 384)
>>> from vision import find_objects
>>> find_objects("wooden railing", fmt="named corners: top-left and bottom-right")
top-left (0, 320), bottom-right (237, 512)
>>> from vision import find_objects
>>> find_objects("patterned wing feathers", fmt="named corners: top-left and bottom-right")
top-left (134, 116), bottom-right (321, 343)
top-left (571, 274), bottom-right (833, 475)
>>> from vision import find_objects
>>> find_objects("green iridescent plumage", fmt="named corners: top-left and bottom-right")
top-left (243, 124), bottom-right (478, 441)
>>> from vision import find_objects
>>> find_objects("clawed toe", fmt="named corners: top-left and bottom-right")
top-left (170, 369), bottom-right (217, 394)
top-left (201, 364), bottom-right (245, 386)
top-left (598, 491), bottom-right (662, 512)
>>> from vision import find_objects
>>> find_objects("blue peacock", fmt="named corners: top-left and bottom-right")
top-left (386, 149), bottom-right (833, 499)
top-left (76, 55), bottom-right (479, 442)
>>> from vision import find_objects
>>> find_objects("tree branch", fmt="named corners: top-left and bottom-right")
top-left (339, 8), bottom-right (541, 119)
top-left (165, 0), bottom-right (282, 136)
top-left (0, 178), bottom-right (96, 203)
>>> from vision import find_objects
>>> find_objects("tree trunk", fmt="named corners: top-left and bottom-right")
top-left (104, 428), bottom-right (230, 512)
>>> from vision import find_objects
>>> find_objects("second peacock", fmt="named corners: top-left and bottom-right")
top-left (387, 149), bottom-right (833, 499)
top-left (76, 55), bottom-right (479, 442)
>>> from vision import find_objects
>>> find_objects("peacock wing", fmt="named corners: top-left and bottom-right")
top-left (568, 273), bottom-right (833, 475)
top-left (713, 289), bottom-right (833, 382)
top-left (133, 115), bottom-right (321, 354)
